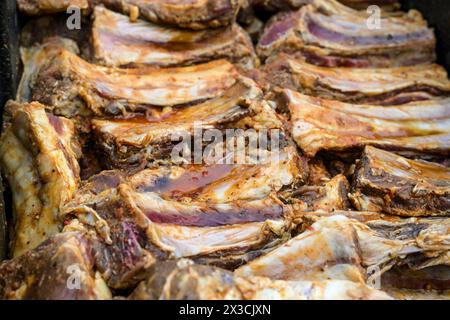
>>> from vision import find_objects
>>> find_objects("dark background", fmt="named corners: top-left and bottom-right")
top-left (402, 0), bottom-right (450, 74)
top-left (0, 0), bottom-right (449, 261)
top-left (0, 1), bottom-right (19, 129)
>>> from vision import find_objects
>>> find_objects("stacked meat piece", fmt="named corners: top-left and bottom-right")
top-left (0, 0), bottom-right (448, 300)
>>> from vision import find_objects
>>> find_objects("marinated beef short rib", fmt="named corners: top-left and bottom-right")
top-left (299, 210), bottom-right (450, 244)
top-left (64, 145), bottom-right (303, 225)
top-left (284, 89), bottom-right (450, 158)
top-left (61, 147), bottom-right (302, 272)
top-left (17, 0), bottom-right (89, 15)
top-left (350, 146), bottom-right (450, 217)
top-left (300, 210), bottom-right (450, 275)
top-left (64, 194), bottom-right (291, 275)
top-left (300, 212), bottom-right (450, 272)
top-left (92, 6), bottom-right (258, 68)
top-left (236, 215), bottom-right (449, 283)
top-left (128, 259), bottom-right (391, 300)
top-left (91, 78), bottom-right (283, 169)
top-left (113, 147), bottom-right (300, 227)
top-left (0, 102), bottom-right (81, 257)
top-left (262, 53), bottom-right (450, 105)
top-left (236, 215), bottom-right (366, 283)
top-left (93, 0), bottom-right (241, 29)
top-left (257, 1), bottom-right (435, 67)
top-left (0, 231), bottom-right (111, 299)
top-left (19, 38), bottom-right (239, 117)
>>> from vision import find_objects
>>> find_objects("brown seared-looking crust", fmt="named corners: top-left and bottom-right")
top-left (306, 158), bottom-right (331, 185)
top-left (257, 1), bottom-right (435, 67)
top-left (350, 146), bottom-right (450, 217)
top-left (93, 0), bottom-right (241, 29)
top-left (284, 89), bottom-right (450, 158)
top-left (91, 77), bottom-right (282, 169)
top-left (0, 231), bottom-right (111, 299)
top-left (287, 174), bottom-right (352, 212)
top-left (263, 54), bottom-right (450, 105)
top-left (17, 0), bottom-right (89, 15)
top-left (92, 6), bottom-right (258, 68)
top-left (0, 102), bottom-right (81, 257)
